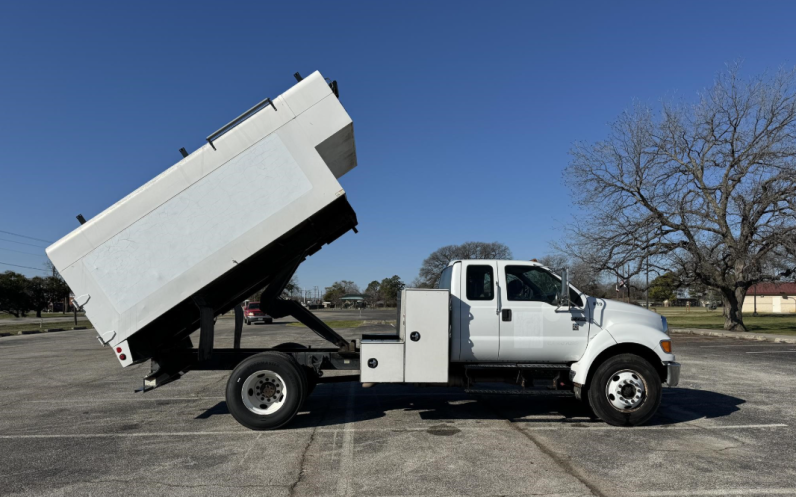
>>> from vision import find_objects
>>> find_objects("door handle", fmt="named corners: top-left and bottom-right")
top-left (502, 309), bottom-right (512, 321)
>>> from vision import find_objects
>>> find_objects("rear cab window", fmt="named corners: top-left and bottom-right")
top-left (466, 265), bottom-right (494, 300)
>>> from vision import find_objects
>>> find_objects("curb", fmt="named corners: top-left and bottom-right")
top-left (0, 326), bottom-right (93, 338)
top-left (671, 328), bottom-right (796, 344)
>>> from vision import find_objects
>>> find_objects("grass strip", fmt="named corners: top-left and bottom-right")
top-left (287, 320), bottom-right (365, 329)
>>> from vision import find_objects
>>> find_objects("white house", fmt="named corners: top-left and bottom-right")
top-left (743, 282), bottom-right (796, 314)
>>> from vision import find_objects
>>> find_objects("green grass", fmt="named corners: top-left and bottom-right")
top-left (654, 307), bottom-right (796, 335)
top-left (287, 320), bottom-right (365, 329)
top-left (0, 320), bottom-right (91, 335)
top-left (0, 312), bottom-right (86, 320)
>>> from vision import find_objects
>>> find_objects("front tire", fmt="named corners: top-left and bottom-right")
top-left (226, 352), bottom-right (305, 430)
top-left (586, 353), bottom-right (662, 427)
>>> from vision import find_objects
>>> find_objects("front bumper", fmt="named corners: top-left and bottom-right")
top-left (248, 316), bottom-right (273, 323)
top-left (664, 361), bottom-right (681, 387)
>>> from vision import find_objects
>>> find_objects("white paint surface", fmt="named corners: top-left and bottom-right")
top-left (83, 133), bottom-right (311, 313)
top-left (513, 309), bottom-right (544, 349)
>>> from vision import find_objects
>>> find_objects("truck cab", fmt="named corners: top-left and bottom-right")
top-left (360, 259), bottom-right (680, 427)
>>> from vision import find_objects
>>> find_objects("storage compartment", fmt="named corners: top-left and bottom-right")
top-left (403, 289), bottom-right (450, 383)
top-left (360, 342), bottom-right (404, 383)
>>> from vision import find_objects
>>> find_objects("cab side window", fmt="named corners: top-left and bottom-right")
top-left (505, 266), bottom-right (559, 304)
top-left (466, 265), bottom-right (494, 301)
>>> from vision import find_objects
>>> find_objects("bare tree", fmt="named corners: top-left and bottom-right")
top-left (417, 241), bottom-right (512, 288)
top-left (538, 254), bottom-right (607, 297)
top-left (564, 65), bottom-right (796, 331)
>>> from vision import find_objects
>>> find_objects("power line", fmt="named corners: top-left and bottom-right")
top-left (0, 237), bottom-right (49, 248)
top-left (0, 230), bottom-right (53, 244)
top-left (0, 261), bottom-right (50, 273)
top-left (0, 246), bottom-right (46, 257)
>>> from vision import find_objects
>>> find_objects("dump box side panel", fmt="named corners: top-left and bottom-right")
top-left (46, 71), bottom-right (358, 351)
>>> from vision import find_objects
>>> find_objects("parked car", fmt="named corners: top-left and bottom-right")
top-left (243, 302), bottom-right (272, 325)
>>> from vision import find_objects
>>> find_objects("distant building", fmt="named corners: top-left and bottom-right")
top-left (743, 282), bottom-right (796, 314)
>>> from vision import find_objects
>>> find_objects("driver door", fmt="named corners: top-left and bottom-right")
top-left (497, 262), bottom-right (588, 362)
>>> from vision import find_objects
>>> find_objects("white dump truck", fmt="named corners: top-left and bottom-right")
top-left (46, 71), bottom-right (679, 431)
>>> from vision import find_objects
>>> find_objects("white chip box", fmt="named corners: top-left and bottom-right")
top-left (45, 71), bottom-right (357, 356)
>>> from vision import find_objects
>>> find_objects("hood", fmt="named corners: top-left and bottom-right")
top-left (589, 298), bottom-right (666, 333)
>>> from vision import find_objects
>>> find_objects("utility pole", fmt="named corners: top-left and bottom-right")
top-left (645, 251), bottom-right (650, 309)
top-left (626, 264), bottom-right (631, 304)
top-left (753, 285), bottom-right (758, 317)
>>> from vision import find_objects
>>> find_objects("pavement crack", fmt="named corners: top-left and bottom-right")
top-left (507, 422), bottom-right (608, 497)
top-left (481, 399), bottom-right (607, 497)
top-left (288, 425), bottom-right (318, 496)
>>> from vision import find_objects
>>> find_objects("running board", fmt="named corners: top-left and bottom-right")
top-left (465, 363), bottom-right (571, 371)
top-left (465, 389), bottom-right (574, 396)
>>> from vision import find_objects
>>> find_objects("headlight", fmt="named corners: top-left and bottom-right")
top-left (661, 316), bottom-right (669, 334)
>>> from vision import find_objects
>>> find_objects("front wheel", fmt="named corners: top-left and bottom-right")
top-left (586, 353), bottom-right (662, 427)
top-left (226, 352), bottom-right (305, 430)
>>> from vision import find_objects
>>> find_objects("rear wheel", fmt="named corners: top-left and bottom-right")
top-left (273, 343), bottom-right (317, 399)
top-left (586, 353), bottom-right (662, 427)
top-left (226, 352), bottom-right (305, 430)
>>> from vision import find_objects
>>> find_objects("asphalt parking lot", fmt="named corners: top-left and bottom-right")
top-left (1, 310), bottom-right (795, 497)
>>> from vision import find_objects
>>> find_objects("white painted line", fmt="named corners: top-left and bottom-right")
top-left (699, 343), bottom-right (793, 348)
top-left (0, 423), bottom-right (785, 439)
top-left (634, 488), bottom-right (796, 496)
top-left (0, 431), bottom-right (267, 439)
top-left (746, 350), bottom-right (796, 354)
top-left (336, 383), bottom-right (356, 497)
top-left (23, 397), bottom-right (226, 403)
top-left (519, 423), bottom-right (788, 431)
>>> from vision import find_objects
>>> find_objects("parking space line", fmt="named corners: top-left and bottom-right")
top-left (23, 397), bottom-right (226, 403)
top-left (746, 350), bottom-right (796, 354)
top-left (336, 382), bottom-right (356, 497)
top-left (0, 423), bottom-right (786, 439)
top-left (0, 431), bottom-right (271, 439)
top-left (520, 423), bottom-right (788, 431)
top-left (699, 344), bottom-right (794, 348)
top-left (634, 488), bottom-right (796, 496)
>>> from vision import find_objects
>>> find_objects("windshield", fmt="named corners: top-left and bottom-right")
top-left (247, 303), bottom-right (260, 310)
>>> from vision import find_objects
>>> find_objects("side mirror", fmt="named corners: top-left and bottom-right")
top-left (558, 269), bottom-right (571, 309)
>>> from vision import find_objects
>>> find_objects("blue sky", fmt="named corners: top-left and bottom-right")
top-left (1, 1), bottom-right (794, 294)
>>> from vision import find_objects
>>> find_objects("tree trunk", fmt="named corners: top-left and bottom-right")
top-left (36, 309), bottom-right (42, 318)
top-left (721, 287), bottom-right (748, 331)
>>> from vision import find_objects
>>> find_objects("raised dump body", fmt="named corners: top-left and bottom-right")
top-left (45, 71), bottom-right (358, 367)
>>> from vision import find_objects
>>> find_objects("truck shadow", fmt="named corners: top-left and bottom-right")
top-left (196, 385), bottom-right (744, 428)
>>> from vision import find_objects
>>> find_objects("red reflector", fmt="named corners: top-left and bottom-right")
top-left (116, 347), bottom-right (122, 353)
top-left (119, 354), bottom-right (127, 360)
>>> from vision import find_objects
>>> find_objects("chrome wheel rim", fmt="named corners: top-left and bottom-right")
top-left (605, 369), bottom-right (647, 411)
top-left (242, 370), bottom-right (287, 415)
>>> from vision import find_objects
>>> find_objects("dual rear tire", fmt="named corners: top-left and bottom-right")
top-left (226, 351), bottom-right (307, 430)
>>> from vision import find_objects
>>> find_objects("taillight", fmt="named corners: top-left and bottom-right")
top-left (116, 347), bottom-right (122, 353)
top-left (119, 354), bottom-right (127, 360)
